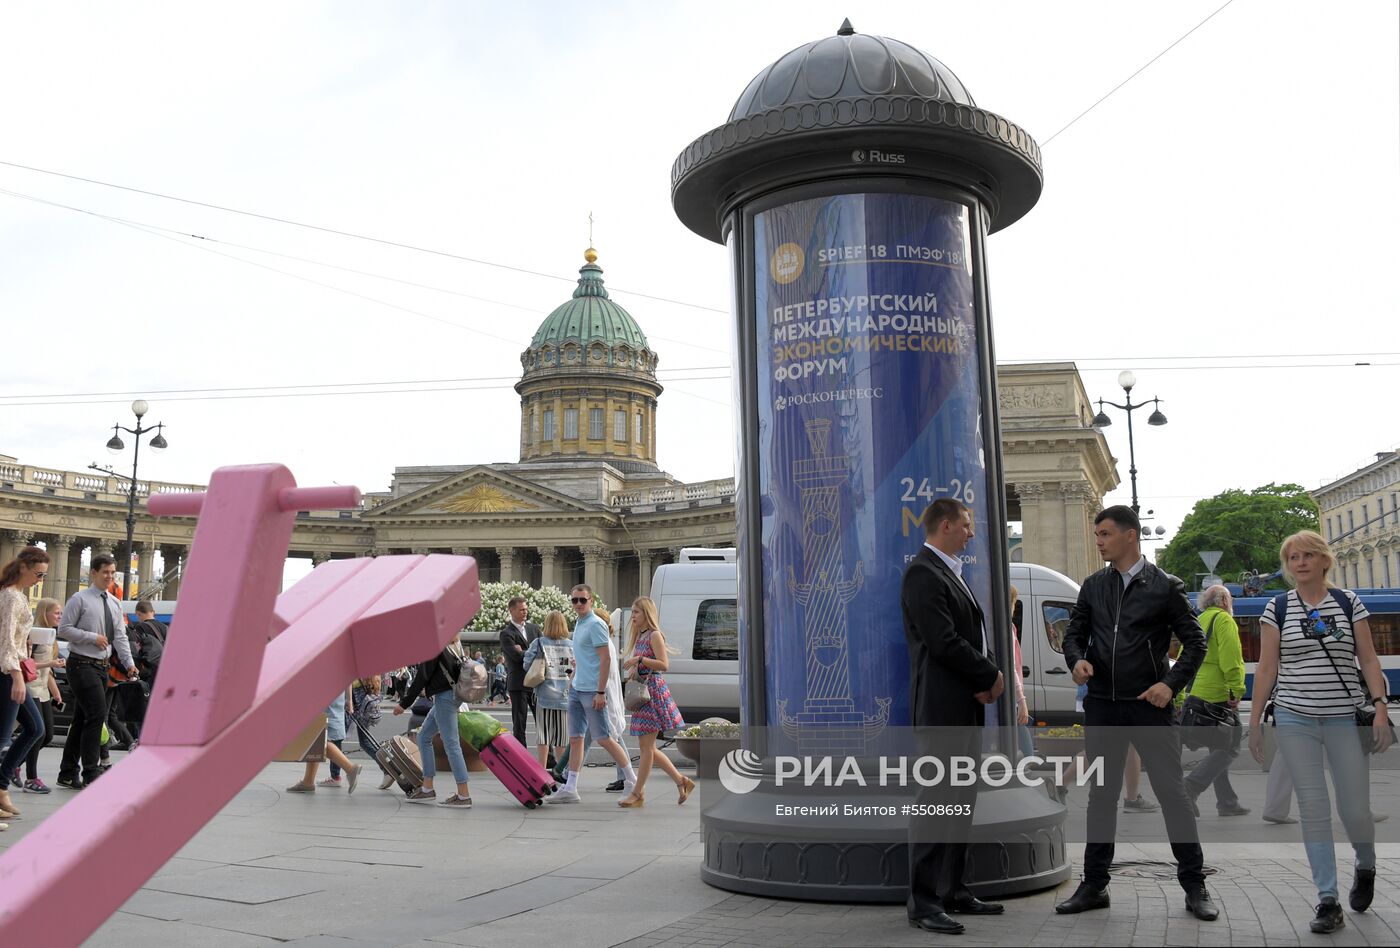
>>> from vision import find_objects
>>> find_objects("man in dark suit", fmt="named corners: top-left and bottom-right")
top-left (498, 596), bottom-right (541, 746)
top-left (901, 498), bottom-right (1005, 935)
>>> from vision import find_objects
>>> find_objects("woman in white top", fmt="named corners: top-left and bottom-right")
top-left (1248, 530), bottom-right (1391, 934)
top-left (0, 547), bottom-right (51, 822)
top-left (18, 598), bottom-right (65, 793)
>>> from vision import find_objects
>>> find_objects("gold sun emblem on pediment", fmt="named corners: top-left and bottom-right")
top-left (440, 484), bottom-right (538, 514)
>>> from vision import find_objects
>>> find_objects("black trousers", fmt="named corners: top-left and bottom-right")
top-left (58, 660), bottom-right (110, 783)
top-left (509, 688), bottom-right (534, 747)
top-left (1082, 695), bottom-right (1204, 890)
top-left (24, 699), bottom-right (56, 779)
top-left (907, 726), bottom-right (982, 919)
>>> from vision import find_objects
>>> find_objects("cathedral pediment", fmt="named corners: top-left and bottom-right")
top-left (364, 466), bottom-right (600, 520)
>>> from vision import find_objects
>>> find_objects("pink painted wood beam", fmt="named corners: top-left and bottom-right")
top-left (0, 464), bottom-right (480, 944)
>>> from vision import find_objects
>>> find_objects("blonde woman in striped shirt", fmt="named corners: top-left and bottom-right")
top-left (1248, 530), bottom-right (1391, 933)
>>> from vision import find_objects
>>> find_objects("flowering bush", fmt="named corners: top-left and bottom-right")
top-left (678, 721), bottom-right (741, 739)
top-left (463, 581), bottom-right (609, 634)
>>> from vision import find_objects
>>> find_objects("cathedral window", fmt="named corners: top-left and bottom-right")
top-left (614, 410), bottom-right (626, 442)
top-left (589, 408), bottom-right (604, 440)
top-left (634, 411), bottom-right (644, 444)
top-left (564, 408), bottom-right (579, 439)
top-left (543, 410), bottom-right (555, 440)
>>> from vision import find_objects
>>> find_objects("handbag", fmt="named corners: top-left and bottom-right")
top-left (19, 657), bottom-right (37, 683)
top-left (1177, 615), bottom-right (1241, 751)
top-left (523, 643), bottom-right (547, 688)
top-left (1312, 628), bottom-right (1396, 756)
top-left (623, 672), bottom-right (651, 712)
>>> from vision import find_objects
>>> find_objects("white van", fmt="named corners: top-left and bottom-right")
top-left (650, 551), bottom-right (1085, 726)
top-left (648, 549), bottom-right (740, 721)
top-left (1008, 562), bottom-right (1083, 726)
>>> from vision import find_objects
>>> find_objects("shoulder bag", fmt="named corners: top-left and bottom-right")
top-left (1308, 607), bottom-right (1395, 756)
top-left (1178, 614), bottom-right (1241, 751)
top-left (523, 642), bottom-right (547, 689)
top-left (623, 632), bottom-right (652, 711)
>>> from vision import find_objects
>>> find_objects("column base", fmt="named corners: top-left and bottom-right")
top-left (699, 783), bottom-right (1069, 903)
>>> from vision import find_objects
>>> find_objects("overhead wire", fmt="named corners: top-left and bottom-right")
top-left (0, 158), bottom-right (728, 315)
top-left (0, 187), bottom-right (730, 355)
top-left (1041, 0), bottom-right (1240, 145)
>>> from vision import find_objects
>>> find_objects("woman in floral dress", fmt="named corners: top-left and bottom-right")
top-left (618, 596), bottom-right (693, 808)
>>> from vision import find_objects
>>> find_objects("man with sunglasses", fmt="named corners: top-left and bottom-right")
top-left (56, 555), bottom-right (138, 790)
top-left (545, 584), bottom-right (637, 803)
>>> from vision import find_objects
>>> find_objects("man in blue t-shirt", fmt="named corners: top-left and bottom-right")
top-left (545, 584), bottom-right (638, 804)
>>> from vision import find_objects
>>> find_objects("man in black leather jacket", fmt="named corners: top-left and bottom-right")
top-left (1054, 505), bottom-right (1219, 922)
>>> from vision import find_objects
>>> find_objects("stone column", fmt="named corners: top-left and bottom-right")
top-left (91, 539), bottom-right (114, 559)
top-left (638, 550), bottom-right (655, 598)
top-left (160, 545), bottom-right (185, 598)
top-left (1033, 488), bottom-right (1068, 578)
top-left (311, 551), bottom-right (331, 567)
top-left (1061, 482), bottom-right (1094, 582)
top-left (1013, 484), bottom-right (1045, 572)
top-left (552, 391), bottom-right (564, 455)
top-left (0, 529), bottom-right (36, 564)
top-left (45, 535), bottom-right (74, 601)
top-left (537, 546), bottom-right (558, 590)
top-left (496, 547), bottom-right (517, 584)
top-left (582, 546), bottom-right (607, 600)
top-left (67, 543), bottom-right (86, 599)
top-left (603, 552), bottom-right (619, 608)
top-left (137, 543), bottom-right (157, 596)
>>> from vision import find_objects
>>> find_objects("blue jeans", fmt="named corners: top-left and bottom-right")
top-left (0, 691), bottom-right (44, 791)
top-left (1274, 707), bottom-right (1375, 901)
top-left (417, 690), bottom-right (469, 787)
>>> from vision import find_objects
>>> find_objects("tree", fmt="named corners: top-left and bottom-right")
top-left (1156, 483), bottom-right (1320, 590)
top-left (463, 581), bottom-right (609, 635)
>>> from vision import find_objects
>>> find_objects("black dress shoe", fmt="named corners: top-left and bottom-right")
top-left (1055, 882), bottom-right (1110, 914)
top-left (1350, 867), bottom-right (1377, 912)
top-left (947, 897), bottom-right (1004, 915)
top-left (1217, 803), bottom-right (1250, 817)
top-left (605, 779), bottom-right (625, 792)
top-left (1184, 888), bottom-right (1219, 921)
top-left (908, 913), bottom-right (965, 934)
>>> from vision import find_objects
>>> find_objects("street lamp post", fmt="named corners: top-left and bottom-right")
top-left (102, 399), bottom-right (168, 595)
top-left (1092, 370), bottom-right (1167, 514)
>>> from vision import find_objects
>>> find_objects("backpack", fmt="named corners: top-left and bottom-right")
top-left (1269, 588), bottom-right (1355, 632)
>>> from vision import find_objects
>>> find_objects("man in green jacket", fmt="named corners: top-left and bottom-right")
top-left (1182, 585), bottom-right (1249, 816)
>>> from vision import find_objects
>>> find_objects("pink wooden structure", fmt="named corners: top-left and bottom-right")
top-left (0, 464), bottom-right (481, 943)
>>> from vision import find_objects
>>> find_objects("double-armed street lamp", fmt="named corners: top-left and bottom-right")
top-left (94, 399), bottom-right (168, 594)
top-left (1092, 370), bottom-right (1167, 515)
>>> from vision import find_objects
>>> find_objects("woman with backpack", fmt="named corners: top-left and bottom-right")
top-left (1249, 530), bottom-right (1392, 933)
top-left (392, 642), bottom-right (473, 809)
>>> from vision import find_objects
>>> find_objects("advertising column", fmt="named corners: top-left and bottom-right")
top-left (752, 192), bottom-right (989, 755)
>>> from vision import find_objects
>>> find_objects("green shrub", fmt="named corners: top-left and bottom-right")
top-left (463, 581), bottom-right (609, 634)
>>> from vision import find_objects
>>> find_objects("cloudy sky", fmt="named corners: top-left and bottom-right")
top-left (2, 1), bottom-right (1396, 580)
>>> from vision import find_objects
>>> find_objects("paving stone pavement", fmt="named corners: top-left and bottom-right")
top-left (5, 720), bottom-right (1399, 947)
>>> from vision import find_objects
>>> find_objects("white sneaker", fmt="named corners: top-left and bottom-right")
top-left (545, 787), bottom-right (581, 804)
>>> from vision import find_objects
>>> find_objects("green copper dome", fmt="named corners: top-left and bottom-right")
top-left (529, 249), bottom-right (650, 351)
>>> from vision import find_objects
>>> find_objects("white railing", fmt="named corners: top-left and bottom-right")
top-left (610, 478), bottom-right (736, 508)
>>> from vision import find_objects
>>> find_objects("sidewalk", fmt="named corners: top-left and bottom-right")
top-left (4, 736), bottom-right (1398, 946)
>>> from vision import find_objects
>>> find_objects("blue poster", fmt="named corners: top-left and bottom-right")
top-left (750, 192), bottom-right (989, 754)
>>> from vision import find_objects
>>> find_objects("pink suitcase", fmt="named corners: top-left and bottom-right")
top-left (479, 732), bottom-right (557, 808)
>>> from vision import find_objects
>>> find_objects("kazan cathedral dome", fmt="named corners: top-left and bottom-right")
top-left (516, 248), bottom-right (662, 471)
